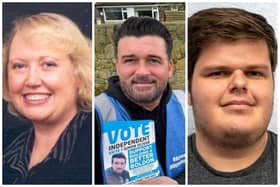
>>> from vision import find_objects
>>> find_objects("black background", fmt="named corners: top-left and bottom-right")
top-left (2, 3), bottom-right (92, 131)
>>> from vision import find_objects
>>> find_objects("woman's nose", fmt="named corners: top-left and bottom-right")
top-left (25, 66), bottom-right (42, 87)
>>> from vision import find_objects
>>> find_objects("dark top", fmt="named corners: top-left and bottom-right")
top-left (95, 76), bottom-right (185, 184)
top-left (188, 131), bottom-right (277, 184)
top-left (3, 112), bottom-right (92, 184)
top-left (105, 167), bottom-right (130, 184)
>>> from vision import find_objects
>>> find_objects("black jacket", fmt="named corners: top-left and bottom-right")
top-left (3, 112), bottom-right (92, 184)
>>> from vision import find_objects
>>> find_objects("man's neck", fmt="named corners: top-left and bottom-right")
top-left (136, 97), bottom-right (162, 111)
top-left (195, 131), bottom-right (268, 172)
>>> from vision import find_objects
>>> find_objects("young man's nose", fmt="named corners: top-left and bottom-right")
top-left (228, 70), bottom-right (248, 93)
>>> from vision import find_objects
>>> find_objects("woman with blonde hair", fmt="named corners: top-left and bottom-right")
top-left (3, 12), bottom-right (92, 184)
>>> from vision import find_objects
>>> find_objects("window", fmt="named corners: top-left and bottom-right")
top-left (123, 12), bottom-right (127, 19)
top-left (138, 10), bottom-right (153, 17)
top-left (153, 11), bottom-right (157, 19)
top-left (122, 8), bottom-right (128, 19)
top-left (104, 8), bottom-right (122, 20)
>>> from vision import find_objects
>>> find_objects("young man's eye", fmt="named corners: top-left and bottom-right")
top-left (208, 71), bottom-right (229, 77)
top-left (246, 71), bottom-right (264, 77)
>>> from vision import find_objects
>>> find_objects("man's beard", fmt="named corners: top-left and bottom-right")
top-left (120, 75), bottom-right (167, 104)
top-left (197, 122), bottom-right (267, 149)
top-left (219, 129), bottom-right (266, 149)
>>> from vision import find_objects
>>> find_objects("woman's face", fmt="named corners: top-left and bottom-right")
top-left (7, 32), bottom-right (79, 124)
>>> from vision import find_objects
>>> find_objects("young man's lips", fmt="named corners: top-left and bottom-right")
top-left (223, 100), bottom-right (253, 106)
top-left (222, 100), bottom-right (255, 110)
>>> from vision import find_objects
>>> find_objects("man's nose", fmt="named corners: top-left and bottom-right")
top-left (228, 69), bottom-right (248, 94)
top-left (135, 61), bottom-right (150, 75)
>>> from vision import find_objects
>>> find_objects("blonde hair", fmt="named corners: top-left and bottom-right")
top-left (3, 13), bottom-right (92, 116)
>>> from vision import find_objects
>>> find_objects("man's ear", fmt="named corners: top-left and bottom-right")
top-left (115, 60), bottom-right (119, 75)
top-left (168, 60), bottom-right (174, 79)
top-left (188, 92), bottom-right (192, 105)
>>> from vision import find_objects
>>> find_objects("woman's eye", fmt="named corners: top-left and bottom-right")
top-left (12, 63), bottom-right (26, 69)
top-left (42, 61), bottom-right (57, 68)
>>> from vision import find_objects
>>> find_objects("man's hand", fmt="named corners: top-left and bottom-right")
top-left (134, 176), bottom-right (178, 185)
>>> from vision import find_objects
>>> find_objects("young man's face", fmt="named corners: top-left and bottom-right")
top-left (116, 35), bottom-right (173, 110)
top-left (189, 39), bottom-right (274, 146)
top-left (112, 158), bottom-right (126, 174)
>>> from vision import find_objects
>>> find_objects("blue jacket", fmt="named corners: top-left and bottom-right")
top-left (95, 90), bottom-right (185, 181)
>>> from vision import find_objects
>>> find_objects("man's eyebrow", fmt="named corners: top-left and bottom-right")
top-left (121, 54), bottom-right (163, 60)
top-left (147, 55), bottom-right (162, 60)
top-left (121, 54), bottom-right (135, 59)
top-left (122, 54), bottom-right (135, 58)
top-left (201, 64), bottom-right (270, 71)
top-left (200, 65), bottom-right (230, 71)
top-left (245, 64), bottom-right (270, 70)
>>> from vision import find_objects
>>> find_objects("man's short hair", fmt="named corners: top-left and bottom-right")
top-left (188, 8), bottom-right (277, 91)
top-left (113, 16), bottom-right (173, 60)
top-left (111, 153), bottom-right (126, 163)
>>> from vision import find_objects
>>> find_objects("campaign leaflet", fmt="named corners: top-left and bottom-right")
top-left (102, 120), bottom-right (160, 184)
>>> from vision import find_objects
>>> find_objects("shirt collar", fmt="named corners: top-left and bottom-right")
top-left (3, 112), bottom-right (88, 174)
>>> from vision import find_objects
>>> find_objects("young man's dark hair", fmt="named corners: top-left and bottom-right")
top-left (113, 16), bottom-right (173, 60)
top-left (188, 8), bottom-right (277, 91)
top-left (111, 153), bottom-right (126, 163)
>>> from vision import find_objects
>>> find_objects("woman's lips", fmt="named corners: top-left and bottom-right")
top-left (23, 93), bottom-right (52, 105)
